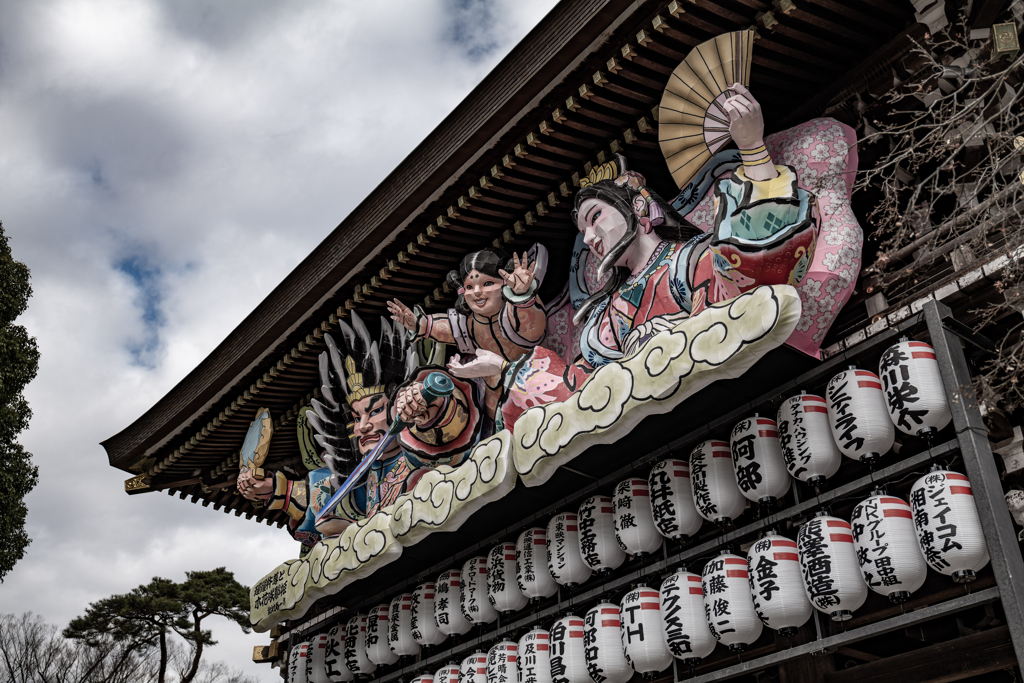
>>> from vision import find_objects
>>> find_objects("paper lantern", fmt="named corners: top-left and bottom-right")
top-left (486, 641), bottom-right (518, 683)
top-left (289, 642), bottom-right (309, 683)
top-left (648, 459), bottom-right (703, 541)
top-left (777, 393), bottom-right (842, 485)
top-left (411, 676), bottom-right (435, 683)
top-left (435, 663), bottom-right (461, 683)
top-left (851, 493), bottom-right (928, 602)
top-left (547, 513), bottom-right (592, 587)
top-left (366, 604), bottom-right (398, 666)
top-left (797, 516), bottom-right (867, 621)
top-left (730, 416), bottom-right (791, 505)
top-left (826, 368), bottom-right (895, 463)
top-left (308, 634), bottom-right (331, 683)
top-left (911, 469), bottom-right (990, 582)
top-left (549, 616), bottom-right (588, 683)
top-left (388, 594), bottom-right (420, 656)
top-left (619, 587), bottom-right (673, 677)
top-left (583, 602), bottom-right (632, 683)
top-left (746, 534), bottom-right (812, 634)
top-left (411, 582), bottom-right (446, 646)
top-left (701, 554), bottom-right (763, 651)
top-left (323, 625), bottom-right (354, 682)
top-left (343, 615), bottom-right (376, 676)
top-left (613, 478), bottom-right (664, 557)
top-left (517, 527), bottom-right (559, 600)
top-left (518, 628), bottom-right (553, 683)
top-left (460, 652), bottom-right (487, 683)
top-left (578, 495), bottom-right (626, 573)
top-left (435, 570), bottom-right (473, 636)
top-left (660, 569), bottom-right (716, 663)
top-left (879, 339), bottom-right (952, 437)
top-left (488, 542), bottom-right (528, 614)
top-left (462, 556), bottom-right (498, 625)
top-left (690, 440), bottom-right (746, 524)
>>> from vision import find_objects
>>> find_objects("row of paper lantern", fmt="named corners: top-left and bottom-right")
top-left (287, 468), bottom-right (988, 682)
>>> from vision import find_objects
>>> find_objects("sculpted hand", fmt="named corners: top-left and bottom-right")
top-left (237, 469), bottom-right (273, 500)
top-left (448, 349), bottom-right (505, 379)
top-left (387, 299), bottom-right (420, 334)
top-left (498, 252), bottom-right (537, 296)
top-left (723, 84), bottom-right (765, 150)
top-left (394, 383), bottom-right (442, 426)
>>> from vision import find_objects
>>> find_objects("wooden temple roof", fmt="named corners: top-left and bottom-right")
top-left (102, 0), bottom-right (923, 526)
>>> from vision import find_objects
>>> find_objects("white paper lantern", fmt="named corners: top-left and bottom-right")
top-left (583, 602), bottom-right (631, 683)
top-left (549, 616), bottom-right (588, 683)
top-left (619, 587), bottom-right (673, 677)
top-left (648, 459), bottom-right (703, 541)
top-left (777, 393), bottom-right (842, 485)
top-left (690, 440), bottom-right (746, 524)
top-left (701, 554), bottom-right (763, 651)
top-left (388, 594), bottom-right (420, 656)
top-left (462, 556), bottom-right (498, 625)
top-left (435, 570), bottom-right (473, 636)
top-left (746, 534), bottom-right (812, 634)
top-left (435, 663), bottom-right (461, 683)
top-left (289, 642), bottom-right (309, 683)
top-left (518, 628), bottom-right (553, 683)
top-left (730, 416), bottom-right (791, 505)
top-left (323, 626), bottom-right (354, 682)
top-left (911, 469), bottom-right (990, 582)
top-left (578, 496), bottom-right (626, 573)
top-left (517, 527), bottom-right (559, 600)
top-left (460, 652), bottom-right (487, 683)
top-left (343, 615), bottom-right (376, 676)
top-left (797, 516), bottom-right (867, 621)
top-left (879, 339), bottom-right (952, 437)
top-left (827, 368), bottom-right (895, 463)
top-left (412, 582), bottom-right (446, 646)
top-left (487, 641), bottom-right (518, 683)
top-left (547, 513), bottom-right (592, 587)
top-left (851, 493), bottom-right (928, 602)
top-left (613, 478), bottom-right (664, 557)
top-left (411, 675), bottom-right (435, 683)
top-left (488, 542), bottom-right (528, 614)
top-left (660, 569), bottom-right (716, 663)
top-left (308, 634), bottom-right (331, 683)
top-left (366, 604), bottom-right (398, 666)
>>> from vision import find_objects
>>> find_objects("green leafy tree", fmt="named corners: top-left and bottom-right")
top-left (0, 221), bottom-right (39, 582)
top-left (64, 568), bottom-right (252, 683)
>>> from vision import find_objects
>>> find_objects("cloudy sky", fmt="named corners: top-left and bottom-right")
top-left (0, 1), bottom-right (553, 678)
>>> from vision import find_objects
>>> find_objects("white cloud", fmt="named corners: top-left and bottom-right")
top-left (0, 0), bottom-right (554, 679)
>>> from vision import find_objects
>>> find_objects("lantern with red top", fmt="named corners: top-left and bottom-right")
top-left (486, 640), bottom-right (518, 683)
top-left (366, 603), bottom-right (398, 666)
top-left (689, 440), bottom-right (746, 526)
top-left (410, 676), bottom-right (434, 683)
top-left (777, 392), bottom-right (842, 490)
top-left (745, 533), bottom-right (812, 635)
top-left (910, 467), bottom-right (990, 583)
top-left (583, 601), bottom-right (632, 683)
top-left (460, 651), bottom-right (488, 683)
top-left (797, 514), bottom-right (867, 621)
top-left (323, 625), bottom-right (354, 683)
top-left (388, 593), bottom-right (420, 658)
top-left (879, 339), bottom-right (952, 439)
top-left (461, 556), bottom-right (498, 626)
top-left (342, 615), bottom-right (376, 676)
top-left (488, 542), bottom-right (528, 614)
top-left (411, 582), bottom-right (446, 647)
top-left (516, 527), bottom-right (559, 601)
top-left (660, 569), bottom-right (716, 670)
top-left (549, 616), bottom-right (588, 683)
top-left (518, 628), bottom-right (552, 683)
top-left (826, 367), bottom-right (895, 465)
top-left (648, 459), bottom-right (703, 542)
top-left (612, 478), bottom-right (663, 558)
top-left (851, 491), bottom-right (928, 602)
top-left (577, 495), bottom-right (626, 574)
top-left (547, 513), bottom-right (592, 588)
top-left (730, 415), bottom-right (791, 509)
top-left (701, 553), bottom-right (763, 652)
top-left (433, 662), bottom-right (461, 683)
top-left (435, 570), bottom-right (473, 636)
top-left (289, 642), bottom-right (310, 683)
top-left (619, 585), bottom-right (673, 678)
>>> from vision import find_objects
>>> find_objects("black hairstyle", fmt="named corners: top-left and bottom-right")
top-left (446, 248), bottom-right (513, 316)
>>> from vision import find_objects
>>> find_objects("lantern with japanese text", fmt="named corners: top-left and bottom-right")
top-left (412, 582), bottom-right (446, 647)
top-left (289, 642), bottom-right (309, 683)
top-left (778, 393), bottom-right (842, 486)
top-left (461, 556), bottom-right (498, 625)
top-left (366, 604), bottom-right (398, 666)
top-left (388, 594), bottom-right (420, 657)
top-left (826, 368), bottom-right (895, 464)
top-left (518, 628), bottom-right (552, 683)
top-left (487, 641), bottom-right (518, 683)
top-left (797, 515), bottom-right (867, 620)
top-left (460, 652), bottom-right (487, 683)
top-left (488, 542), bottom-right (528, 614)
top-left (411, 676), bottom-right (435, 683)
top-left (879, 339), bottom-right (952, 437)
top-left (324, 625), bottom-right (354, 682)
top-left (578, 495), bottom-right (626, 573)
top-left (851, 493), bottom-right (928, 602)
top-left (547, 513), bottom-right (592, 587)
top-left (730, 416), bottom-right (791, 506)
top-left (308, 634), bottom-right (331, 683)
top-left (745, 533), bottom-right (812, 634)
top-left (613, 478), bottom-right (664, 557)
top-left (517, 528), bottom-right (559, 600)
top-left (435, 570), bottom-right (473, 636)
top-left (701, 554), bottom-right (763, 651)
top-left (911, 469), bottom-right (990, 583)
top-left (660, 569), bottom-right (716, 664)
top-left (343, 615), bottom-right (376, 676)
top-left (549, 616), bottom-right (588, 683)
top-left (620, 586), bottom-right (674, 678)
top-left (583, 602), bottom-right (632, 683)
top-left (435, 663), bottom-right (461, 683)
top-left (648, 459), bottom-right (703, 541)
top-left (690, 440), bottom-right (746, 525)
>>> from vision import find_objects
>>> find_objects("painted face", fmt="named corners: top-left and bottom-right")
top-left (577, 198), bottom-right (629, 265)
top-left (350, 394), bottom-right (390, 456)
top-left (463, 268), bottom-right (504, 317)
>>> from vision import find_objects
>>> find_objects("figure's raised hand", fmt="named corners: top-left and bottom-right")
top-left (395, 382), bottom-right (441, 426)
top-left (498, 252), bottom-right (537, 296)
top-left (447, 349), bottom-right (506, 379)
top-left (723, 83), bottom-right (764, 151)
top-left (387, 298), bottom-right (417, 333)
top-left (237, 469), bottom-right (273, 500)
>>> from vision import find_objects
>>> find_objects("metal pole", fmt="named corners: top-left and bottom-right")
top-left (923, 299), bottom-right (1024, 666)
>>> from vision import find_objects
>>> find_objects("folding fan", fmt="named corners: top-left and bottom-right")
top-left (658, 30), bottom-right (755, 190)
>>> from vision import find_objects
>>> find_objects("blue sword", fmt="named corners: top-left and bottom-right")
top-left (315, 372), bottom-right (455, 523)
